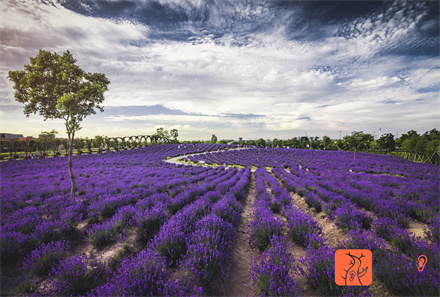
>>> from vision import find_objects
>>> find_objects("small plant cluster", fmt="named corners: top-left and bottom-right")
top-left (44, 254), bottom-right (109, 296)
top-left (250, 235), bottom-right (298, 296)
top-left (88, 204), bottom-right (162, 248)
top-left (253, 168), bottom-right (290, 213)
top-left (249, 169), bottom-right (284, 252)
top-left (166, 167), bottom-right (237, 215)
top-left (260, 168), bottom-right (292, 207)
top-left (22, 240), bottom-right (70, 278)
top-left (424, 213), bottom-right (440, 244)
top-left (249, 169), bottom-right (300, 296)
top-left (180, 214), bottom-right (236, 289)
top-left (18, 240), bottom-right (71, 294)
top-left (303, 192), bottom-right (323, 212)
top-left (372, 242), bottom-right (440, 296)
top-left (298, 244), bottom-right (370, 297)
top-left (211, 193), bottom-right (243, 228)
top-left (87, 167), bottom-right (242, 250)
top-left (333, 203), bottom-right (373, 232)
top-left (136, 205), bottom-right (169, 244)
top-left (374, 217), bottom-right (416, 253)
top-left (284, 206), bottom-right (324, 248)
top-left (151, 197), bottom-right (211, 267)
top-left (92, 250), bottom-right (169, 296)
top-left (248, 203), bottom-right (284, 252)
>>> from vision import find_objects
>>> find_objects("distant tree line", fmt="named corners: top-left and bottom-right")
top-left (0, 127), bottom-right (180, 159)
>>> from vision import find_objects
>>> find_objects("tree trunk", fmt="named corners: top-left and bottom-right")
top-left (68, 132), bottom-right (77, 197)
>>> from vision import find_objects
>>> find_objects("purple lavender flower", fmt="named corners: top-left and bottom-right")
top-left (334, 203), bottom-right (373, 232)
top-left (285, 206), bottom-right (323, 247)
top-left (93, 250), bottom-right (168, 296)
top-left (136, 206), bottom-right (168, 244)
top-left (87, 220), bottom-right (115, 248)
top-left (22, 240), bottom-right (70, 278)
top-left (1, 231), bottom-right (35, 263)
top-left (45, 254), bottom-right (108, 296)
top-left (250, 235), bottom-right (298, 296)
top-left (211, 194), bottom-right (242, 227)
top-left (298, 245), bottom-right (369, 296)
top-left (249, 207), bottom-right (284, 252)
top-left (181, 228), bottom-right (230, 289)
top-left (425, 213), bottom-right (440, 244)
top-left (339, 229), bottom-right (388, 254)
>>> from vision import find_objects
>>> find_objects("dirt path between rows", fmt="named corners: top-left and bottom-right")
top-left (221, 173), bottom-right (258, 297)
top-left (272, 211), bottom-right (320, 297)
top-left (289, 193), bottom-right (392, 296)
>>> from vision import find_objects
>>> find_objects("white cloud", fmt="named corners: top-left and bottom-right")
top-left (1, 0), bottom-right (438, 140)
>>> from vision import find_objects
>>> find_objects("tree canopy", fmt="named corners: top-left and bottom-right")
top-left (8, 50), bottom-right (110, 195)
top-left (8, 50), bottom-right (109, 127)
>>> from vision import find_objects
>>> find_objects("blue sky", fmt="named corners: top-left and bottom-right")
top-left (1, 0), bottom-right (439, 140)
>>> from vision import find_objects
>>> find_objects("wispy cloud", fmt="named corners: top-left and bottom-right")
top-left (1, 0), bottom-right (438, 140)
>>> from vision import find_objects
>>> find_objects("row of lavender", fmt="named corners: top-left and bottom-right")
top-left (2, 151), bottom-right (219, 262)
top-left (271, 167), bottom-right (439, 296)
top-left (252, 166), bottom-right (439, 296)
top-left (90, 167), bottom-right (251, 296)
top-left (248, 168), bottom-right (298, 296)
top-left (192, 148), bottom-right (439, 226)
top-left (0, 144), bottom-right (248, 295)
top-left (249, 167), bottom-right (364, 296)
top-left (191, 148), bottom-right (439, 178)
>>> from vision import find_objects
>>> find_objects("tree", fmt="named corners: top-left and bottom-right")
top-left (155, 128), bottom-right (164, 141)
top-left (415, 135), bottom-right (428, 156)
top-left (162, 130), bottom-right (170, 142)
top-left (154, 127), bottom-right (170, 143)
top-left (8, 50), bottom-right (110, 196)
top-left (424, 128), bottom-right (440, 142)
top-left (85, 137), bottom-right (92, 153)
top-left (12, 140), bottom-right (21, 157)
top-left (211, 134), bottom-right (218, 143)
top-left (40, 129), bottom-right (58, 154)
top-left (256, 138), bottom-right (266, 147)
top-left (336, 139), bottom-right (345, 150)
top-left (377, 133), bottom-right (395, 152)
top-left (20, 140), bottom-right (30, 156)
top-left (426, 138), bottom-right (440, 160)
top-left (1, 140), bottom-right (13, 158)
top-left (401, 135), bottom-right (419, 153)
top-left (92, 135), bottom-right (104, 148)
top-left (28, 139), bottom-right (36, 155)
top-left (272, 138), bottom-right (281, 148)
top-left (310, 137), bottom-right (320, 149)
top-left (60, 139), bottom-right (69, 152)
top-left (73, 138), bottom-right (85, 152)
top-left (300, 136), bottom-right (310, 149)
top-left (343, 131), bottom-right (374, 158)
top-left (170, 129), bottom-right (179, 141)
top-left (323, 136), bottom-right (332, 149)
top-left (54, 138), bottom-right (62, 153)
top-left (105, 137), bottom-right (113, 150)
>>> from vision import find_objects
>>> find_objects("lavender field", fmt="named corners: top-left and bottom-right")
top-left (1, 144), bottom-right (439, 296)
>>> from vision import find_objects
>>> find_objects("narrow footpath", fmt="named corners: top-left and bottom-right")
top-left (221, 173), bottom-right (258, 296)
